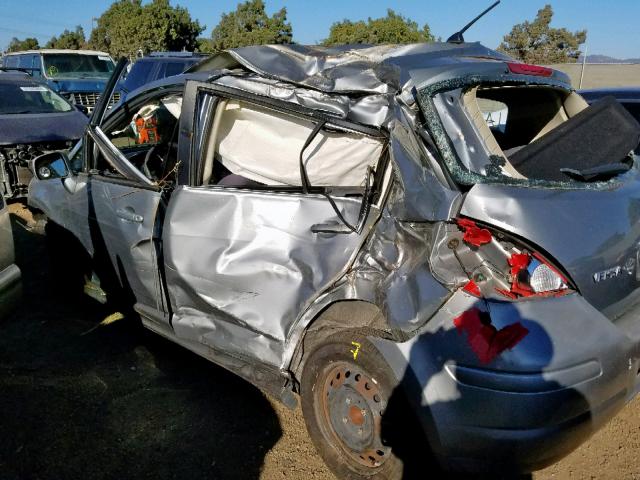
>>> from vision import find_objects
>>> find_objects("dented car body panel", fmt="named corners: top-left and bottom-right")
top-left (163, 186), bottom-right (382, 367)
top-left (0, 197), bottom-right (21, 317)
top-left (372, 291), bottom-right (639, 472)
top-left (28, 42), bottom-right (640, 473)
top-left (461, 177), bottom-right (640, 317)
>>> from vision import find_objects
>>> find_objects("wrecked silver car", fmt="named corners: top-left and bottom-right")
top-left (28, 41), bottom-right (640, 477)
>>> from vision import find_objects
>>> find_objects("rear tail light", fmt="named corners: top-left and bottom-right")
top-left (529, 258), bottom-right (566, 293)
top-left (454, 218), bottom-right (571, 300)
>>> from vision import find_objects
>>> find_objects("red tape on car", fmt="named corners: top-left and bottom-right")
top-left (457, 218), bottom-right (492, 247)
top-left (463, 280), bottom-right (482, 297)
top-left (453, 307), bottom-right (529, 364)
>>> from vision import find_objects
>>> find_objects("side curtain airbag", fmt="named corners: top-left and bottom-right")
top-left (215, 101), bottom-right (383, 186)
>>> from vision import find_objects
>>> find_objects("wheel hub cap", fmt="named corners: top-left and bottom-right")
top-left (321, 364), bottom-right (390, 468)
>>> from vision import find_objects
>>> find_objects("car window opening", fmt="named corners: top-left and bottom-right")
top-left (98, 94), bottom-right (182, 184)
top-left (202, 99), bottom-right (385, 192)
top-left (446, 85), bottom-right (640, 184)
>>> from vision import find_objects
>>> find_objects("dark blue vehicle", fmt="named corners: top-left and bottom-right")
top-left (0, 70), bottom-right (87, 198)
top-left (2, 49), bottom-right (116, 113)
top-left (116, 51), bottom-right (207, 100)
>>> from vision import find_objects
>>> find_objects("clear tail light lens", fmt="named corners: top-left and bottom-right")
top-left (529, 261), bottom-right (565, 293)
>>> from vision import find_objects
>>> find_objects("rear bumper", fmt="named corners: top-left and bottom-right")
top-left (0, 263), bottom-right (22, 318)
top-left (371, 291), bottom-right (640, 473)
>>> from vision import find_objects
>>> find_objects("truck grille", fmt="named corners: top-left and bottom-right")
top-left (67, 91), bottom-right (121, 112)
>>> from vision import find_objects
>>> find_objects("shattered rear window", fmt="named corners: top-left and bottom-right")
top-left (421, 82), bottom-right (640, 188)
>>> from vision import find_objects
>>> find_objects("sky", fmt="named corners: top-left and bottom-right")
top-left (1, 0), bottom-right (639, 59)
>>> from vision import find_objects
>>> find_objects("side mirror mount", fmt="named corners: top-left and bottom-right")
top-left (32, 152), bottom-right (70, 180)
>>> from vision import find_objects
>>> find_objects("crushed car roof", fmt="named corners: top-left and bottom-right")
top-left (191, 42), bottom-right (513, 95)
top-left (131, 42), bottom-right (570, 129)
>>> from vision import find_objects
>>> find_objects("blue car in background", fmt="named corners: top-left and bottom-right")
top-left (116, 51), bottom-right (207, 100)
top-left (0, 70), bottom-right (87, 198)
top-left (2, 49), bottom-right (117, 112)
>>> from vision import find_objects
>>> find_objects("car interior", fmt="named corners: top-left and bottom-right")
top-left (101, 94), bottom-right (182, 183)
top-left (464, 85), bottom-right (640, 182)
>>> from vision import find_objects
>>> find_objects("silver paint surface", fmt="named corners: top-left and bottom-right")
top-left (89, 180), bottom-right (164, 310)
top-left (163, 186), bottom-right (380, 366)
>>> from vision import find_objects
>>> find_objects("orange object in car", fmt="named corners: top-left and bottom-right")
top-left (135, 115), bottom-right (160, 144)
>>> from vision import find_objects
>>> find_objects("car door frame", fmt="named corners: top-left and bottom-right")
top-left (82, 62), bottom-right (184, 317)
top-left (162, 79), bottom-right (391, 369)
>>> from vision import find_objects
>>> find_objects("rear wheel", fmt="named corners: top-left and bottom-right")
top-left (301, 333), bottom-right (424, 480)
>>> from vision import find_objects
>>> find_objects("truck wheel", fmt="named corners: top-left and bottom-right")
top-left (301, 334), bottom-right (422, 480)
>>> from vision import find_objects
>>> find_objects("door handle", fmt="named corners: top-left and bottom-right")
top-left (310, 221), bottom-right (353, 234)
top-left (116, 207), bottom-right (144, 223)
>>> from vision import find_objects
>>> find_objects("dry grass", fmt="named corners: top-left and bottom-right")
top-left (547, 63), bottom-right (640, 89)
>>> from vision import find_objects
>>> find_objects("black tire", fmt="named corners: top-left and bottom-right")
top-left (301, 332), bottom-right (428, 480)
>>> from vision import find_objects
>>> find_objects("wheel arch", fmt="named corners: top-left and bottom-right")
top-left (288, 299), bottom-right (406, 388)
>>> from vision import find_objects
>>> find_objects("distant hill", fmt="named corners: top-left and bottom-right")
top-left (577, 54), bottom-right (640, 64)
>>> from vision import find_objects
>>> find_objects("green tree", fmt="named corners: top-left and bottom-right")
top-left (323, 10), bottom-right (434, 46)
top-left (88, 0), bottom-right (204, 58)
top-left (498, 5), bottom-right (586, 64)
top-left (209, 0), bottom-right (292, 51)
top-left (46, 26), bottom-right (86, 50)
top-left (6, 37), bottom-right (40, 52)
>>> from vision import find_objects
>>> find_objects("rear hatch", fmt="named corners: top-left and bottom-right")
top-left (460, 178), bottom-right (640, 319)
top-left (414, 61), bottom-right (640, 319)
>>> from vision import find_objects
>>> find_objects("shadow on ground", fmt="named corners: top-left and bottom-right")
top-left (0, 210), bottom-right (283, 480)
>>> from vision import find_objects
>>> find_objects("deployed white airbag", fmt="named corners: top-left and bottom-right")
top-left (215, 101), bottom-right (383, 186)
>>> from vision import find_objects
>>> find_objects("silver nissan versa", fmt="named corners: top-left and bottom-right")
top-left (28, 40), bottom-right (640, 478)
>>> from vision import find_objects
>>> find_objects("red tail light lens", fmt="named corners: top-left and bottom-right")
top-left (453, 218), bottom-right (571, 300)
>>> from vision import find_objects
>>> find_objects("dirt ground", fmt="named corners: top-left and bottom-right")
top-left (1, 202), bottom-right (639, 480)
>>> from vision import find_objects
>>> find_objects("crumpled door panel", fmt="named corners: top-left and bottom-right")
top-left (163, 186), bottom-right (374, 366)
top-left (89, 179), bottom-right (163, 309)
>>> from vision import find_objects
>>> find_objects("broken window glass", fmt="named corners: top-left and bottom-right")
top-left (426, 84), bottom-right (640, 186)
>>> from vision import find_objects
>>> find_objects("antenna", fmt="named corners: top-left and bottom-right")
top-left (446, 0), bottom-right (500, 44)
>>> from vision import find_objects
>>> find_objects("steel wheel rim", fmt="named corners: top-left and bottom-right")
top-left (318, 362), bottom-right (391, 469)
